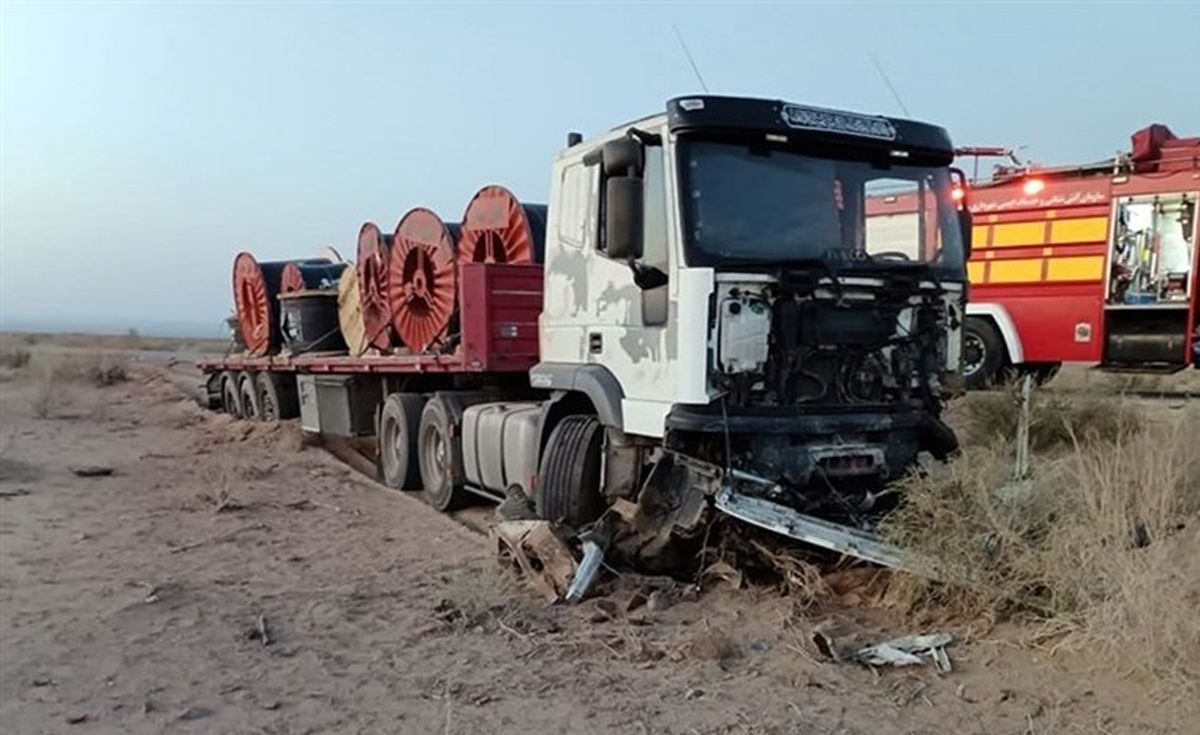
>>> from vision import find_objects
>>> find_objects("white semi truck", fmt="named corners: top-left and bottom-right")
top-left (201, 95), bottom-right (972, 566)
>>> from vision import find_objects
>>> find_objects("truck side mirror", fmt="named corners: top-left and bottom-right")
top-left (606, 176), bottom-right (643, 260)
top-left (602, 138), bottom-right (643, 177)
top-left (959, 209), bottom-right (973, 260)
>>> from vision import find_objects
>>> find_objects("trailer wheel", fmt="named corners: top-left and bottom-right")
top-left (418, 396), bottom-right (468, 511)
top-left (256, 373), bottom-right (281, 422)
top-left (239, 373), bottom-right (263, 420)
top-left (962, 318), bottom-right (1006, 390)
top-left (221, 371), bottom-right (244, 418)
top-left (536, 415), bottom-right (603, 527)
top-left (380, 393), bottom-right (425, 490)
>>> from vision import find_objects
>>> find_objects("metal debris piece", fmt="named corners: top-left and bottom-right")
top-left (492, 521), bottom-right (577, 603)
top-left (71, 465), bottom-right (114, 478)
top-left (565, 537), bottom-right (605, 603)
top-left (714, 486), bottom-right (907, 570)
top-left (854, 632), bottom-right (954, 672)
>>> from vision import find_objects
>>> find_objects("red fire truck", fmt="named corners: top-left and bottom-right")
top-left (956, 125), bottom-right (1199, 387)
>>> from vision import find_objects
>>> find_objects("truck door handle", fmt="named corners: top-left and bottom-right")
top-left (588, 333), bottom-right (603, 354)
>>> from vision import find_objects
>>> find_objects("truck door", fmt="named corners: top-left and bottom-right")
top-left (541, 140), bottom-right (679, 436)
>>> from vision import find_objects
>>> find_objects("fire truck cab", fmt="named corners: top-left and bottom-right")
top-left (955, 124), bottom-right (1199, 387)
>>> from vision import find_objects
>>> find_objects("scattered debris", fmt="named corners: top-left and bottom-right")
top-left (71, 465), bottom-right (114, 478)
top-left (250, 615), bottom-right (272, 646)
top-left (65, 713), bottom-right (89, 725)
top-left (0, 488), bottom-right (32, 499)
top-left (285, 498), bottom-right (341, 513)
top-left (684, 687), bottom-right (705, 700)
top-left (855, 633), bottom-right (954, 673)
top-left (169, 522), bottom-right (269, 554)
top-left (178, 705), bottom-right (213, 721)
top-left (30, 677), bottom-right (56, 687)
top-left (565, 534), bottom-right (606, 603)
top-left (491, 520), bottom-right (577, 603)
top-left (699, 560), bottom-right (744, 591)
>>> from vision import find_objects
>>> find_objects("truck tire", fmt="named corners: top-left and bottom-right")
top-left (380, 393), bottom-right (424, 490)
top-left (240, 372), bottom-right (263, 420)
top-left (536, 415), bottom-right (603, 527)
top-left (256, 372), bottom-right (282, 422)
top-left (222, 371), bottom-right (244, 418)
top-left (258, 372), bottom-right (299, 420)
top-left (962, 318), bottom-right (1006, 390)
top-left (418, 395), bottom-right (469, 511)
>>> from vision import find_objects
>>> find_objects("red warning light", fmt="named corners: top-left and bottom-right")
top-left (1023, 178), bottom-right (1045, 196)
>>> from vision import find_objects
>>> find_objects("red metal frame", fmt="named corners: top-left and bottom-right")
top-left (200, 263), bottom-right (544, 376)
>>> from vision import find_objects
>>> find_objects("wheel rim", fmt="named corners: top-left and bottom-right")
top-left (381, 414), bottom-right (400, 477)
top-left (962, 333), bottom-right (986, 377)
top-left (420, 422), bottom-right (449, 499)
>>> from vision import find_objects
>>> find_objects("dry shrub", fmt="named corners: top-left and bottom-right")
top-left (43, 353), bottom-right (130, 387)
top-left (884, 409), bottom-right (1200, 690)
top-left (958, 387), bottom-right (1137, 450)
top-left (436, 562), bottom-right (548, 634)
top-left (0, 348), bottom-right (32, 370)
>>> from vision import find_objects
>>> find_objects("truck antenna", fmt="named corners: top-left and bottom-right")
top-left (671, 24), bottom-right (710, 93)
top-left (868, 51), bottom-right (910, 118)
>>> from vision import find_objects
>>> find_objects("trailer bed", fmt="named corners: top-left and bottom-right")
top-left (199, 263), bottom-right (543, 377)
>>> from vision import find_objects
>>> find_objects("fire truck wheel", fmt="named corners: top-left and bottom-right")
top-left (963, 318), bottom-right (1006, 390)
top-left (536, 415), bottom-right (604, 528)
top-left (380, 393), bottom-right (424, 490)
top-left (418, 396), bottom-right (469, 512)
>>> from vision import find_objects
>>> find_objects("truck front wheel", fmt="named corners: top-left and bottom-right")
top-left (380, 393), bottom-right (424, 490)
top-left (962, 318), bottom-right (1006, 389)
top-left (536, 415), bottom-right (603, 527)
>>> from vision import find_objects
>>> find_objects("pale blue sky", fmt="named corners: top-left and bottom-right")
top-left (2, 1), bottom-right (1197, 336)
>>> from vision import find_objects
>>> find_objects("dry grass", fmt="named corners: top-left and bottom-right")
top-left (883, 404), bottom-right (1200, 692)
top-left (0, 331), bottom-right (228, 355)
top-left (0, 348), bottom-right (32, 370)
top-left (955, 386), bottom-right (1138, 451)
top-left (25, 352), bottom-right (131, 418)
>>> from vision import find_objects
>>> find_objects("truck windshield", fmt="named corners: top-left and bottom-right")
top-left (678, 139), bottom-right (965, 275)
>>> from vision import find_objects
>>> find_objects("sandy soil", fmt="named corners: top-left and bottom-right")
top-left (0, 359), bottom-right (1194, 734)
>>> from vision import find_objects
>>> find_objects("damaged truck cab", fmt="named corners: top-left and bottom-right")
top-left (533, 96), bottom-right (970, 553)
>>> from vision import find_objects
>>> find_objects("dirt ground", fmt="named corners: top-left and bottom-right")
top-left (0, 354), bottom-right (1195, 734)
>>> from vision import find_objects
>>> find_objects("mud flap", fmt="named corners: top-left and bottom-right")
top-left (713, 486), bottom-right (908, 571)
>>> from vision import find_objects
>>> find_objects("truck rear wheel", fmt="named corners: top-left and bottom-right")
top-left (222, 371), bottom-right (244, 417)
top-left (256, 373), bottom-right (282, 422)
top-left (380, 393), bottom-right (424, 490)
top-left (536, 415), bottom-right (603, 527)
top-left (418, 395), bottom-right (469, 511)
top-left (963, 318), bottom-right (1006, 389)
top-left (239, 373), bottom-right (263, 420)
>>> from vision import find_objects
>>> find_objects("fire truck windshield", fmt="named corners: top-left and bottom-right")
top-left (678, 138), bottom-right (966, 276)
